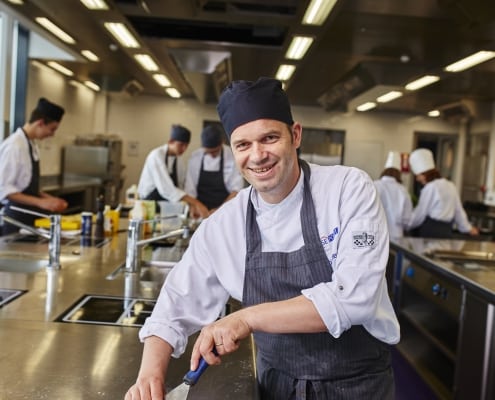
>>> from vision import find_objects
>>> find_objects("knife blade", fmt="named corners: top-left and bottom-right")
top-left (166, 352), bottom-right (213, 400)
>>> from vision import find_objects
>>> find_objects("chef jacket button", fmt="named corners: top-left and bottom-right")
top-left (338, 285), bottom-right (344, 291)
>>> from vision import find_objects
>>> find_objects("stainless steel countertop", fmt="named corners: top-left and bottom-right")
top-left (391, 237), bottom-right (495, 303)
top-left (0, 229), bottom-right (257, 399)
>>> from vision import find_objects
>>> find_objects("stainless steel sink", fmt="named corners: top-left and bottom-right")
top-left (0, 253), bottom-right (48, 273)
top-left (0, 251), bottom-right (81, 273)
top-left (57, 294), bottom-right (156, 327)
top-left (0, 288), bottom-right (26, 307)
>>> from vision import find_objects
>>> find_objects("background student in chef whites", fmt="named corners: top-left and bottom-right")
top-left (184, 124), bottom-right (244, 213)
top-left (407, 148), bottom-right (479, 239)
top-left (125, 77), bottom-right (399, 400)
top-left (0, 98), bottom-right (68, 236)
top-left (373, 151), bottom-right (413, 239)
top-left (137, 124), bottom-right (209, 218)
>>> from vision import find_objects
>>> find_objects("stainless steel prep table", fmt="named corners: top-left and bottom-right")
top-left (0, 230), bottom-right (257, 399)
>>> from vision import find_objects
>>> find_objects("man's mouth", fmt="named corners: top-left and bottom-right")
top-left (249, 164), bottom-right (274, 174)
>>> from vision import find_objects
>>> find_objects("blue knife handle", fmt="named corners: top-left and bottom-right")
top-left (183, 347), bottom-right (218, 386)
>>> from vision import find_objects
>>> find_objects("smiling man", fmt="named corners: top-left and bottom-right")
top-left (126, 78), bottom-right (399, 400)
top-left (0, 98), bottom-right (68, 236)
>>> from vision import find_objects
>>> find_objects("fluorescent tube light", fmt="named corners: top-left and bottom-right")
top-left (81, 49), bottom-right (99, 62)
top-left (405, 75), bottom-right (440, 91)
top-left (303, 0), bottom-right (338, 26)
top-left (153, 74), bottom-right (171, 87)
top-left (104, 22), bottom-right (140, 48)
top-left (7, 0), bottom-right (24, 4)
top-left (276, 64), bottom-right (296, 81)
top-left (80, 0), bottom-right (109, 10)
top-left (166, 88), bottom-right (181, 98)
top-left (376, 91), bottom-right (403, 103)
top-left (286, 36), bottom-right (314, 60)
top-left (84, 80), bottom-right (100, 91)
top-left (428, 110), bottom-right (440, 117)
top-left (47, 61), bottom-right (74, 76)
top-left (35, 17), bottom-right (76, 44)
top-left (444, 50), bottom-right (495, 72)
top-left (134, 54), bottom-right (159, 71)
top-left (356, 102), bottom-right (376, 112)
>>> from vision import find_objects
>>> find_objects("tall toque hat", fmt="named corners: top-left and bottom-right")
top-left (384, 151), bottom-right (401, 170)
top-left (409, 148), bottom-right (436, 175)
top-left (36, 97), bottom-right (65, 122)
top-left (217, 77), bottom-right (294, 138)
top-left (170, 124), bottom-right (191, 143)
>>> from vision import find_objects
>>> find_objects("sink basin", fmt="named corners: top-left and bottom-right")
top-left (0, 288), bottom-right (26, 307)
top-left (57, 294), bottom-right (156, 327)
top-left (0, 253), bottom-right (48, 273)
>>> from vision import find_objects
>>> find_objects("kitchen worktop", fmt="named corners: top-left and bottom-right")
top-left (391, 236), bottom-right (495, 303)
top-left (0, 229), bottom-right (258, 399)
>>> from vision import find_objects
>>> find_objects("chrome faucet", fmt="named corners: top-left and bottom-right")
top-left (0, 206), bottom-right (62, 269)
top-left (124, 217), bottom-right (190, 273)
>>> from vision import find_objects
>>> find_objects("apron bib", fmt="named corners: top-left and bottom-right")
top-left (242, 160), bottom-right (394, 400)
top-left (197, 149), bottom-right (229, 210)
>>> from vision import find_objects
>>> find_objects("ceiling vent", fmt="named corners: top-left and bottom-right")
top-left (122, 79), bottom-right (144, 97)
top-left (437, 100), bottom-right (474, 123)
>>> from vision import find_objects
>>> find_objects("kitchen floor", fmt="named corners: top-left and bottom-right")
top-left (392, 347), bottom-right (438, 400)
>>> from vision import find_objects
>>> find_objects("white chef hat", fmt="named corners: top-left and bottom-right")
top-left (409, 148), bottom-right (436, 175)
top-left (384, 151), bottom-right (401, 170)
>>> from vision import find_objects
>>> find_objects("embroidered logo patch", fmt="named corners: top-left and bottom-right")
top-left (352, 231), bottom-right (376, 249)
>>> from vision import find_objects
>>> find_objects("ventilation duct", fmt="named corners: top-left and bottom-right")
top-left (436, 100), bottom-right (474, 123)
top-left (122, 79), bottom-right (144, 97)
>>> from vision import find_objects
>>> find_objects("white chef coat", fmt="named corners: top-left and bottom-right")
top-left (137, 144), bottom-right (187, 203)
top-left (184, 144), bottom-right (244, 197)
top-left (407, 178), bottom-right (473, 233)
top-left (0, 128), bottom-right (40, 204)
top-left (373, 176), bottom-right (413, 239)
top-left (139, 163), bottom-right (400, 357)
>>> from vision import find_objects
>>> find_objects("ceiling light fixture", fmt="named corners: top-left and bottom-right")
top-left (81, 49), bottom-right (99, 62)
top-left (35, 17), bottom-right (76, 44)
top-left (104, 22), bottom-right (140, 48)
top-left (356, 102), bottom-right (376, 112)
top-left (47, 61), bottom-right (74, 76)
top-left (376, 90), bottom-right (403, 103)
top-left (405, 75), bottom-right (440, 91)
top-left (302, 0), bottom-right (338, 26)
top-left (84, 80), bottom-right (100, 91)
top-left (428, 110), bottom-right (440, 117)
top-left (7, 0), bottom-right (24, 4)
top-left (134, 54), bottom-right (159, 71)
top-left (276, 64), bottom-right (296, 81)
top-left (444, 50), bottom-right (495, 73)
top-left (166, 88), bottom-right (181, 98)
top-left (285, 36), bottom-right (314, 60)
top-left (153, 74), bottom-right (171, 87)
top-left (79, 0), bottom-right (109, 10)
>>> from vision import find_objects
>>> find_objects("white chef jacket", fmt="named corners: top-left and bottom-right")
top-left (373, 176), bottom-right (413, 239)
top-left (137, 144), bottom-right (187, 203)
top-left (140, 163), bottom-right (400, 357)
top-left (0, 128), bottom-right (39, 204)
top-left (407, 178), bottom-right (473, 233)
top-left (184, 145), bottom-right (244, 198)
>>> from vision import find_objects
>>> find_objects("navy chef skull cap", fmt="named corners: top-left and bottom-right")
top-left (201, 125), bottom-right (223, 148)
top-left (217, 77), bottom-right (294, 138)
top-left (170, 124), bottom-right (191, 143)
top-left (36, 97), bottom-right (65, 122)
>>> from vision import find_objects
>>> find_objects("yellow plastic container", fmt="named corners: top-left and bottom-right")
top-left (35, 214), bottom-right (81, 231)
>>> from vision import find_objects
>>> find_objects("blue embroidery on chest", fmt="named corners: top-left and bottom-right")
top-left (321, 227), bottom-right (339, 246)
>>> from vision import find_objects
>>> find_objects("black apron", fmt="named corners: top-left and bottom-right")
top-left (242, 160), bottom-right (394, 400)
top-left (144, 152), bottom-right (178, 212)
top-left (2, 132), bottom-right (41, 235)
top-left (410, 216), bottom-right (453, 239)
top-left (197, 149), bottom-right (229, 210)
